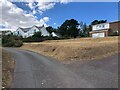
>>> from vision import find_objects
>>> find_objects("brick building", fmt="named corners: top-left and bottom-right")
top-left (89, 21), bottom-right (120, 38)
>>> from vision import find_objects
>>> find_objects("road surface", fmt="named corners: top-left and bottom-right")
top-left (4, 48), bottom-right (118, 88)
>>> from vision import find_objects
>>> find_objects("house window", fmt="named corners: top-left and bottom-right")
top-left (18, 31), bottom-right (19, 35)
top-left (102, 25), bottom-right (105, 28)
top-left (34, 29), bottom-right (36, 33)
top-left (99, 25), bottom-right (101, 28)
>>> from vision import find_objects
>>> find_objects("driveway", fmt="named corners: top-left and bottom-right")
top-left (4, 48), bottom-right (118, 88)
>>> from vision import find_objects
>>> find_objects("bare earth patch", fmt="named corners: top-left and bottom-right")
top-left (21, 36), bottom-right (119, 61)
top-left (2, 50), bottom-right (15, 88)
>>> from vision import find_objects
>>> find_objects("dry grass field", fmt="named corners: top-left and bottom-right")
top-left (21, 36), bottom-right (119, 61)
top-left (2, 50), bottom-right (15, 88)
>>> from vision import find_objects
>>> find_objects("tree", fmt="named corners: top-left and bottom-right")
top-left (91, 20), bottom-right (99, 25)
top-left (91, 20), bottom-right (107, 25)
top-left (79, 23), bottom-right (90, 37)
top-left (99, 20), bottom-right (107, 24)
top-left (82, 23), bottom-right (88, 37)
top-left (32, 31), bottom-right (41, 38)
top-left (46, 26), bottom-right (54, 34)
top-left (59, 19), bottom-right (79, 38)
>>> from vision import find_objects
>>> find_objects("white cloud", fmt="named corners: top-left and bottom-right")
top-left (39, 17), bottom-right (50, 27)
top-left (54, 23), bottom-right (57, 25)
top-left (0, 0), bottom-right (50, 31)
top-left (28, 2), bottom-right (34, 9)
top-left (26, 1), bottom-right (56, 15)
top-left (25, 0), bottom-right (70, 14)
top-left (37, 2), bottom-right (56, 11)
top-left (59, 0), bottom-right (71, 4)
top-left (43, 17), bottom-right (50, 22)
top-left (0, 0), bottom-right (71, 31)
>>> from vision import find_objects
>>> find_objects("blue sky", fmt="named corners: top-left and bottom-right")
top-left (42, 2), bottom-right (118, 27)
top-left (1, 1), bottom-right (118, 30)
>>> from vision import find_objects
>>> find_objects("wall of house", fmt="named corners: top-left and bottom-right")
top-left (14, 26), bottom-right (50, 38)
top-left (92, 23), bottom-right (110, 31)
top-left (51, 32), bottom-right (59, 37)
top-left (40, 27), bottom-right (50, 36)
top-left (89, 30), bottom-right (108, 37)
top-left (13, 28), bottom-right (24, 37)
top-left (27, 26), bottom-right (39, 37)
top-left (109, 21), bottom-right (120, 35)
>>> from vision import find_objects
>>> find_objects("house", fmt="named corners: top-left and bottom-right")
top-left (13, 25), bottom-right (50, 38)
top-left (89, 21), bottom-right (120, 38)
top-left (0, 29), bottom-right (12, 36)
top-left (51, 32), bottom-right (61, 37)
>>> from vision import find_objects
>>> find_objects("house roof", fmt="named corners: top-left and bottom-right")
top-left (92, 21), bottom-right (120, 26)
top-left (109, 20), bottom-right (120, 24)
top-left (35, 25), bottom-right (44, 30)
top-left (19, 27), bottom-right (31, 33)
top-left (52, 32), bottom-right (61, 37)
top-left (18, 25), bottom-right (44, 33)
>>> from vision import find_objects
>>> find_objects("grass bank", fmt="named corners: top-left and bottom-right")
top-left (21, 36), bottom-right (119, 61)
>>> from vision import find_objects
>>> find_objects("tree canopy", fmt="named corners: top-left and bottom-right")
top-left (59, 19), bottom-right (80, 38)
top-left (91, 20), bottom-right (107, 25)
top-left (46, 26), bottom-right (55, 34)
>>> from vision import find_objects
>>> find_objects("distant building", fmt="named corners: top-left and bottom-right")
top-left (13, 25), bottom-right (50, 38)
top-left (0, 29), bottom-right (12, 36)
top-left (51, 32), bottom-right (61, 37)
top-left (89, 21), bottom-right (120, 38)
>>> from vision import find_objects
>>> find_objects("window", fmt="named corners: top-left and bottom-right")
top-left (99, 25), bottom-right (101, 28)
top-left (34, 29), bottom-right (36, 33)
top-left (18, 31), bottom-right (19, 35)
top-left (102, 25), bottom-right (105, 28)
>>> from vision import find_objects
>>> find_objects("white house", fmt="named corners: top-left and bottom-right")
top-left (0, 29), bottom-right (12, 35)
top-left (89, 21), bottom-right (120, 38)
top-left (90, 23), bottom-right (110, 38)
top-left (51, 32), bottom-right (61, 37)
top-left (13, 25), bottom-right (50, 38)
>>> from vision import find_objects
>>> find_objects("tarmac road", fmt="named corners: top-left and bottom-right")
top-left (4, 48), bottom-right (118, 88)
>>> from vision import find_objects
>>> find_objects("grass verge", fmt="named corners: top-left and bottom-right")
top-left (2, 50), bottom-right (15, 88)
top-left (21, 36), bottom-right (119, 61)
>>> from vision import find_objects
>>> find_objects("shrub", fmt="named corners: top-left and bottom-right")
top-left (43, 36), bottom-right (60, 40)
top-left (3, 41), bottom-right (14, 47)
top-left (2, 35), bottom-right (23, 47)
top-left (13, 40), bottom-right (23, 47)
top-left (22, 37), bottom-right (44, 42)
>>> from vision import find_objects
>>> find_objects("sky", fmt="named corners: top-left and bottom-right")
top-left (0, 0), bottom-right (119, 31)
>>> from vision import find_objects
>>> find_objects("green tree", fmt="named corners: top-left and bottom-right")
top-left (46, 26), bottom-right (55, 34)
top-left (82, 23), bottom-right (88, 37)
top-left (32, 31), bottom-right (41, 38)
top-left (59, 19), bottom-right (79, 38)
top-left (91, 20), bottom-right (107, 25)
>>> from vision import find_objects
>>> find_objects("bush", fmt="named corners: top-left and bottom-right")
top-left (22, 36), bottom-right (62, 42)
top-left (2, 35), bottom-right (23, 47)
top-left (3, 41), bottom-right (14, 47)
top-left (14, 40), bottom-right (23, 47)
top-left (43, 36), bottom-right (60, 40)
top-left (22, 37), bottom-right (44, 42)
